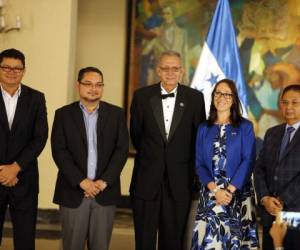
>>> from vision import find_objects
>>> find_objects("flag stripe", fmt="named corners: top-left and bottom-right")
top-left (191, 0), bottom-right (248, 117)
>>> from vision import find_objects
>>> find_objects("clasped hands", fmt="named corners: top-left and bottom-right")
top-left (215, 188), bottom-right (233, 205)
top-left (262, 196), bottom-right (283, 216)
top-left (208, 182), bottom-right (236, 206)
top-left (0, 163), bottom-right (21, 187)
top-left (79, 178), bottom-right (107, 198)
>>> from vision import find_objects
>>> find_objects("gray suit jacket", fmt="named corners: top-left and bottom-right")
top-left (254, 123), bottom-right (300, 226)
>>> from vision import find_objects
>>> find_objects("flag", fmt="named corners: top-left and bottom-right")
top-left (191, 0), bottom-right (248, 117)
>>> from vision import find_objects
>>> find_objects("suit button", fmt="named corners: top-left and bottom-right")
top-left (274, 176), bottom-right (278, 181)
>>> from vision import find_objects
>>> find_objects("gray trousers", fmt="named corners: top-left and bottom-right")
top-left (60, 198), bottom-right (116, 250)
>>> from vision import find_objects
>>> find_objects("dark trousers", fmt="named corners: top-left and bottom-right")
top-left (0, 190), bottom-right (38, 250)
top-left (132, 182), bottom-right (190, 250)
top-left (263, 226), bottom-right (300, 250)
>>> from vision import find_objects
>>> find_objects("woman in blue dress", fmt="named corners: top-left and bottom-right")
top-left (191, 79), bottom-right (259, 250)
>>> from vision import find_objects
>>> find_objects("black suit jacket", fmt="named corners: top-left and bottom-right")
top-left (254, 124), bottom-right (300, 226)
top-left (0, 84), bottom-right (48, 201)
top-left (51, 101), bottom-right (129, 208)
top-left (130, 83), bottom-right (206, 201)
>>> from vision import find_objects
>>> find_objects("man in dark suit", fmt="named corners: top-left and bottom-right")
top-left (254, 84), bottom-right (300, 250)
top-left (51, 67), bottom-right (128, 250)
top-left (0, 48), bottom-right (48, 250)
top-left (130, 50), bottom-right (206, 250)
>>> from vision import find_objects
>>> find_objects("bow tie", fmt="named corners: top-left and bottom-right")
top-left (160, 93), bottom-right (175, 99)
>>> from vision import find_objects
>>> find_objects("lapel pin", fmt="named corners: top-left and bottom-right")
top-left (231, 132), bottom-right (237, 135)
top-left (180, 102), bottom-right (184, 107)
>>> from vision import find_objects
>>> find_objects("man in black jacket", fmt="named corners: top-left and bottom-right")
top-left (130, 50), bottom-right (206, 250)
top-left (51, 67), bottom-right (128, 250)
top-left (0, 48), bottom-right (48, 250)
top-left (254, 84), bottom-right (300, 250)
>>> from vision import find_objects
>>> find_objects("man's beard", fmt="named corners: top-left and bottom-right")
top-left (82, 96), bottom-right (101, 103)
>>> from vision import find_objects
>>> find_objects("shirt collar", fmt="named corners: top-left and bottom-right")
top-left (79, 102), bottom-right (99, 114)
top-left (286, 120), bottom-right (300, 131)
top-left (160, 84), bottom-right (178, 95)
top-left (0, 84), bottom-right (22, 98)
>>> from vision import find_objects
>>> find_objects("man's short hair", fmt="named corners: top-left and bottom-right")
top-left (77, 67), bottom-right (103, 82)
top-left (281, 84), bottom-right (300, 98)
top-left (0, 48), bottom-right (25, 67)
top-left (158, 50), bottom-right (182, 66)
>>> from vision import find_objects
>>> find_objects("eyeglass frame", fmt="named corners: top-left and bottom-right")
top-left (0, 65), bottom-right (25, 73)
top-left (280, 100), bottom-right (300, 107)
top-left (214, 91), bottom-right (233, 100)
top-left (79, 81), bottom-right (104, 89)
top-left (159, 66), bottom-right (182, 73)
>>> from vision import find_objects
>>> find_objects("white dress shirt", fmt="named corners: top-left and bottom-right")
top-left (1, 84), bottom-right (21, 129)
top-left (161, 85), bottom-right (177, 139)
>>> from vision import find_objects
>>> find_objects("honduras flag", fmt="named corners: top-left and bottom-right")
top-left (191, 0), bottom-right (248, 117)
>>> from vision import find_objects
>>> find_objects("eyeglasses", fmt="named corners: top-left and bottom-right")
top-left (0, 65), bottom-right (24, 73)
top-left (280, 100), bottom-right (300, 107)
top-left (214, 91), bottom-right (233, 99)
top-left (79, 82), bottom-right (104, 89)
top-left (159, 66), bottom-right (181, 73)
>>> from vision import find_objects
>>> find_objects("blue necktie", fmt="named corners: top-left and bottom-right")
top-left (279, 126), bottom-right (295, 160)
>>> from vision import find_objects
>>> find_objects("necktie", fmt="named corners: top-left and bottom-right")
top-left (279, 126), bottom-right (295, 160)
top-left (160, 93), bottom-right (175, 99)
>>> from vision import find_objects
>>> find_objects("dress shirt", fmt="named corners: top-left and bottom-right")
top-left (79, 103), bottom-right (99, 180)
top-left (286, 120), bottom-right (300, 142)
top-left (161, 84), bottom-right (177, 139)
top-left (0, 84), bottom-right (21, 129)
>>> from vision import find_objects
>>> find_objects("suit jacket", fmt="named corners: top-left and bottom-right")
top-left (195, 119), bottom-right (256, 190)
top-left (130, 83), bottom-right (206, 201)
top-left (0, 84), bottom-right (48, 201)
top-left (51, 101), bottom-right (129, 208)
top-left (254, 123), bottom-right (300, 226)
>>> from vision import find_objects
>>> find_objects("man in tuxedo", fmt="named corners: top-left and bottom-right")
top-left (254, 84), bottom-right (300, 250)
top-left (130, 50), bottom-right (206, 250)
top-left (51, 67), bottom-right (128, 250)
top-left (0, 48), bottom-right (48, 249)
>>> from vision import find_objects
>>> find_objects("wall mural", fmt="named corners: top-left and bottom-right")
top-left (127, 0), bottom-right (300, 139)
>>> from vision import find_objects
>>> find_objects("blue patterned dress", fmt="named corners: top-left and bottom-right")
top-left (191, 125), bottom-right (259, 250)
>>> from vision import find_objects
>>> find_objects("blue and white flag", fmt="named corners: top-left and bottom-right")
top-left (191, 0), bottom-right (248, 117)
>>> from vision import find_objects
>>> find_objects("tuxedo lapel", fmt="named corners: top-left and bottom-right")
top-left (0, 90), bottom-right (9, 131)
top-left (150, 86), bottom-right (167, 142)
top-left (168, 85), bottom-right (185, 142)
top-left (71, 103), bottom-right (88, 149)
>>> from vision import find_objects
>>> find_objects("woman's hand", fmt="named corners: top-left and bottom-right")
top-left (215, 189), bottom-right (232, 205)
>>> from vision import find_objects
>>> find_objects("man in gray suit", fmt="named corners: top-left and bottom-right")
top-left (51, 67), bottom-right (128, 250)
top-left (254, 84), bottom-right (300, 250)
